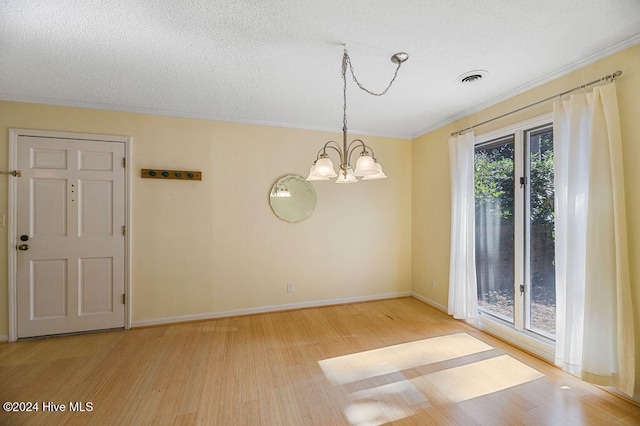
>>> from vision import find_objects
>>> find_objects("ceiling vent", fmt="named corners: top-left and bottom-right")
top-left (457, 70), bottom-right (488, 84)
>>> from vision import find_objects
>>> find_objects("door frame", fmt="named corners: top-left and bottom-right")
top-left (7, 128), bottom-right (132, 342)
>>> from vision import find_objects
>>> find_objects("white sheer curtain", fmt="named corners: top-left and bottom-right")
top-left (448, 132), bottom-right (478, 322)
top-left (554, 82), bottom-right (635, 397)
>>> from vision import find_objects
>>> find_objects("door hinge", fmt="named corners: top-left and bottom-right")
top-left (122, 225), bottom-right (126, 236)
top-left (123, 157), bottom-right (126, 168)
top-left (122, 293), bottom-right (126, 304)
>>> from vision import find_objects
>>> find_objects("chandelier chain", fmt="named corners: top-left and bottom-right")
top-left (341, 48), bottom-right (403, 133)
top-left (343, 49), bottom-right (403, 97)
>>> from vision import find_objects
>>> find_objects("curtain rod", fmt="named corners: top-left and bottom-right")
top-left (450, 70), bottom-right (622, 137)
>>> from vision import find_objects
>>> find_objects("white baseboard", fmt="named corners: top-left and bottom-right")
top-left (0, 335), bottom-right (8, 343)
top-left (131, 291), bottom-right (412, 328)
top-left (411, 292), bottom-right (448, 312)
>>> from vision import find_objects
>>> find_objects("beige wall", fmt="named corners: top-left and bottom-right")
top-left (412, 43), bottom-right (640, 398)
top-left (0, 105), bottom-right (412, 331)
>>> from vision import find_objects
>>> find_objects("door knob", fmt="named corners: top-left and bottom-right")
top-left (17, 244), bottom-right (29, 251)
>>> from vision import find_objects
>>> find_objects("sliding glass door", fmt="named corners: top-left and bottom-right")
top-left (474, 118), bottom-right (555, 340)
top-left (525, 125), bottom-right (555, 337)
top-left (475, 135), bottom-right (515, 323)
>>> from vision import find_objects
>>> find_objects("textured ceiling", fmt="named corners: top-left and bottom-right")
top-left (1, 0), bottom-right (639, 139)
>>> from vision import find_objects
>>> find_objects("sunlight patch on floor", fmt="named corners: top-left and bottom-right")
top-left (319, 333), bottom-right (493, 385)
top-left (410, 354), bottom-right (544, 405)
top-left (344, 401), bottom-right (414, 426)
top-left (345, 379), bottom-right (431, 426)
top-left (318, 333), bottom-right (545, 426)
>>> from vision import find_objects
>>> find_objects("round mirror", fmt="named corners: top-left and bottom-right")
top-left (269, 174), bottom-right (317, 223)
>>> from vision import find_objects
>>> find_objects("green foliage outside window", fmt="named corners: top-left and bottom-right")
top-left (474, 133), bottom-right (554, 227)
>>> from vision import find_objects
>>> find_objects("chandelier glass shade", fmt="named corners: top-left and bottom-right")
top-left (306, 48), bottom-right (408, 184)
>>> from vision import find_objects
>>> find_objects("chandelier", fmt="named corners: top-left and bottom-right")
top-left (306, 47), bottom-right (409, 183)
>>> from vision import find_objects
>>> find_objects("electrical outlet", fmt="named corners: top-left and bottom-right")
top-left (431, 280), bottom-right (436, 289)
top-left (287, 283), bottom-right (294, 293)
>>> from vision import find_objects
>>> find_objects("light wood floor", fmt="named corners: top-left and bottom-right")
top-left (1, 297), bottom-right (638, 425)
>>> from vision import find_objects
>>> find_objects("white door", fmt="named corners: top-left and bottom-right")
top-left (16, 135), bottom-right (126, 338)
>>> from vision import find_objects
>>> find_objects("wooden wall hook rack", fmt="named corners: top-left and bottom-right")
top-left (141, 169), bottom-right (202, 180)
